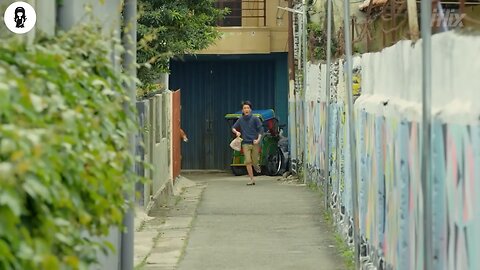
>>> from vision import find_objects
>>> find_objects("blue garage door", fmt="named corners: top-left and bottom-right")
top-left (170, 55), bottom-right (280, 170)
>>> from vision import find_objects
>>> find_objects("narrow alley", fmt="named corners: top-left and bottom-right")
top-left (2, 0), bottom-right (480, 270)
top-left (135, 173), bottom-right (348, 270)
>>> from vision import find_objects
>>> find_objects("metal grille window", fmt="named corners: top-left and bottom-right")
top-left (215, 0), bottom-right (266, 27)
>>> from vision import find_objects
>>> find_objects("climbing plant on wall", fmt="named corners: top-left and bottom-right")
top-left (308, 22), bottom-right (339, 61)
top-left (0, 25), bottom-right (137, 269)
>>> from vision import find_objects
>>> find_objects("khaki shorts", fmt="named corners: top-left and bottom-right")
top-left (242, 144), bottom-right (260, 166)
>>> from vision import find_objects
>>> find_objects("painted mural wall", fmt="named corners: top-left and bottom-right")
top-left (302, 31), bottom-right (480, 269)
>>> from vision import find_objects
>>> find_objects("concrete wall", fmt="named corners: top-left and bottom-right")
top-left (354, 32), bottom-right (480, 269)
top-left (199, 0), bottom-right (289, 54)
top-left (35, 0), bottom-right (55, 36)
top-left (57, 0), bottom-right (122, 36)
top-left (136, 91), bottom-right (178, 204)
top-left (202, 27), bottom-right (273, 54)
top-left (136, 92), bottom-right (174, 211)
top-left (300, 31), bottom-right (480, 269)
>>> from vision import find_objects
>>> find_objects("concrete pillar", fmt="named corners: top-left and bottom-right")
top-left (35, 0), bottom-right (55, 37)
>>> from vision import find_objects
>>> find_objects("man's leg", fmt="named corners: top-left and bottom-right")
top-left (252, 144), bottom-right (261, 174)
top-left (246, 164), bottom-right (254, 181)
top-left (242, 145), bottom-right (255, 185)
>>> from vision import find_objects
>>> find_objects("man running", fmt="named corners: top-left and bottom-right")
top-left (232, 101), bottom-right (262, 186)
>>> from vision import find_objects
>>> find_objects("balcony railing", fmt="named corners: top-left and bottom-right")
top-left (215, 0), bottom-right (266, 27)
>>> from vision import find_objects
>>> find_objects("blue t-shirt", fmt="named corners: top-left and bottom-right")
top-left (233, 114), bottom-right (263, 144)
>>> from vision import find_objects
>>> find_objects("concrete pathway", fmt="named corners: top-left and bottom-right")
top-left (176, 172), bottom-right (346, 270)
top-left (134, 177), bottom-right (206, 270)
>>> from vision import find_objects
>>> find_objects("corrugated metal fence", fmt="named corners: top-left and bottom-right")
top-left (169, 57), bottom-right (280, 170)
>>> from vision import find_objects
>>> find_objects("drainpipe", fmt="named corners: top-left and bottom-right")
top-left (278, 5), bottom-right (304, 176)
top-left (421, 0), bottom-right (433, 269)
top-left (302, 0), bottom-right (308, 183)
top-left (287, 0), bottom-right (295, 82)
top-left (343, 0), bottom-right (360, 268)
top-left (324, 0), bottom-right (332, 209)
top-left (121, 0), bottom-right (136, 269)
top-left (287, 0), bottom-right (296, 174)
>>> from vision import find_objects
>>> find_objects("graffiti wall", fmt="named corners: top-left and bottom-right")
top-left (301, 31), bottom-right (480, 269)
top-left (303, 63), bottom-right (325, 179)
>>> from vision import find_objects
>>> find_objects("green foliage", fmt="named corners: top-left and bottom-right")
top-left (305, 176), bottom-right (354, 268)
top-left (137, 0), bottom-right (226, 90)
top-left (308, 183), bottom-right (354, 270)
top-left (308, 22), bottom-right (338, 61)
top-left (0, 25), bottom-right (137, 269)
top-left (136, 83), bottom-right (164, 100)
top-left (334, 234), bottom-right (355, 269)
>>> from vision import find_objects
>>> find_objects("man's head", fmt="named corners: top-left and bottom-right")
top-left (241, 101), bottom-right (252, 115)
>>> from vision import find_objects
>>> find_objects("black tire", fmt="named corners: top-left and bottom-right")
top-left (231, 166), bottom-right (247, 176)
top-left (265, 147), bottom-right (284, 176)
top-left (277, 148), bottom-right (288, 176)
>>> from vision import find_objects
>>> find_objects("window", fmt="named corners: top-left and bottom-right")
top-left (215, 0), bottom-right (242, 26)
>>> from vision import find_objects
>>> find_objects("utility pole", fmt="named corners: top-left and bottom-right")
top-left (343, 0), bottom-right (360, 268)
top-left (121, 0), bottom-right (137, 269)
top-left (287, 0), bottom-right (297, 176)
top-left (324, 0), bottom-right (333, 209)
top-left (279, 4), bottom-right (308, 179)
top-left (288, 0), bottom-right (295, 82)
top-left (302, 0), bottom-right (308, 183)
top-left (421, 0), bottom-right (433, 269)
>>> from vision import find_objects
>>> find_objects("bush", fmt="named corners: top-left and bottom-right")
top-left (0, 25), bottom-right (137, 269)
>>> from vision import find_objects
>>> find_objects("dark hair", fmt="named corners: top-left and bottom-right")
top-left (241, 100), bottom-right (252, 109)
top-left (14, 7), bottom-right (26, 18)
top-left (14, 7), bottom-right (26, 27)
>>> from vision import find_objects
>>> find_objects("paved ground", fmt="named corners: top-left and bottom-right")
top-left (135, 172), bottom-right (346, 270)
top-left (134, 176), bottom-right (205, 269)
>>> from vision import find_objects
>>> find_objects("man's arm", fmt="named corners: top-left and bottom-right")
top-left (232, 128), bottom-right (241, 137)
top-left (232, 119), bottom-right (241, 137)
top-left (253, 118), bottom-right (263, 144)
top-left (180, 128), bottom-right (188, 142)
top-left (253, 133), bottom-right (262, 144)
